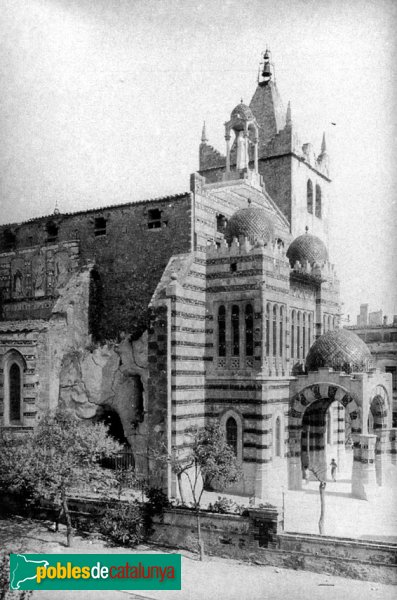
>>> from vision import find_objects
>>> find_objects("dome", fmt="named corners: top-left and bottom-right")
top-left (230, 103), bottom-right (254, 121)
top-left (287, 233), bottom-right (328, 267)
top-left (305, 329), bottom-right (372, 373)
top-left (225, 207), bottom-right (275, 245)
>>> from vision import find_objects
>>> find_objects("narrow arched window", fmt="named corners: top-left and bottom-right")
top-left (275, 416), bottom-right (281, 457)
top-left (231, 305), bottom-right (240, 356)
top-left (307, 180), bottom-right (313, 214)
top-left (272, 305), bottom-right (277, 356)
top-left (297, 312), bottom-right (301, 359)
top-left (9, 363), bottom-right (21, 422)
top-left (323, 314), bottom-right (327, 333)
top-left (218, 305), bottom-right (226, 357)
top-left (226, 417), bottom-right (238, 456)
top-left (279, 307), bottom-right (283, 357)
top-left (308, 314), bottom-right (312, 348)
top-left (245, 304), bottom-right (254, 356)
top-left (328, 315), bottom-right (332, 331)
top-left (315, 184), bottom-right (322, 218)
top-left (291, 311), bottom-right (295, 359)
top-left (266, 304), bottom-right (270, 356)
top-left (302, 313), bottom-right (306, 357)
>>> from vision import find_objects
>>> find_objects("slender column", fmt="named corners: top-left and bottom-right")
top-left (352, 434), bottom-right (377, 499)
top-left (225, 125), bottom-right (231, 172)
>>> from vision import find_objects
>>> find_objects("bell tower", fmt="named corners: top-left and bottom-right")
top-left (198, 48), bottom-right (332, 246)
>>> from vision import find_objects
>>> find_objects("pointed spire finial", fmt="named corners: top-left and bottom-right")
top-left (286, 101), bottom-right (292, 126)
top-left (321, 132), bottom-right (327, 154)
top-left (259, 47), bottom-right (272, 86)
top-left (201, 121), bottom-right (208, 143)
top-left (54, 199), bottom-right (60, 215)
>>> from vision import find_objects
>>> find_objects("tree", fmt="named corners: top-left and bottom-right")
top-left (308, 465), bottom-right (327, 535)
top-left (0, 409), bottom-right (123, 547)
top-left (154, 424), bottom-right (242, 560)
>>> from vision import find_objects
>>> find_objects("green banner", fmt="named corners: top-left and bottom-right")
top-left (9, 553), bottom-right (181, 591)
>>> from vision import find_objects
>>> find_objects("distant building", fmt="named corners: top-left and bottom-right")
top-left (346, 304), bottom-right (397, 426)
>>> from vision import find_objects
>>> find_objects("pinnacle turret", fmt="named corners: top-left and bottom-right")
top-left (286, 101), bottom-right (292, 126)
top-left (320, 132), bottom-right (327, 154)
top-left (201, 121), bottom-right (208, 143)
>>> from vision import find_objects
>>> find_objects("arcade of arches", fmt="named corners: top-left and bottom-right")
top-left (288, 373), bottom-right (394, 500)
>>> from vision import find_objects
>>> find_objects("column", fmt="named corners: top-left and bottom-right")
top-left (351, 434), bottom-right (377, 500)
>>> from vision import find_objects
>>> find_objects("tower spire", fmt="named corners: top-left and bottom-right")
top-left (201, 121), bottom-right (208, 143)
top-left (321, 132), bottom-right (327, 154)
top-left (286, 101), bottom-right (292, 126)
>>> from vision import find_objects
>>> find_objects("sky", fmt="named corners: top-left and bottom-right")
top-left (0, 0), bottom-right (396, 321)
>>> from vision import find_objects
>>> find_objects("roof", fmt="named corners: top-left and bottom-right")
top-left (287, 233), bottom-right (328, 267)
top-left (0, 192), bottom-right (190, 229)
top-left (225, 206), bottom-right (275, 245)
top-left (249, 81), bottom-right (286, 148)
top-left (306, 328), bottom-right (373, 373)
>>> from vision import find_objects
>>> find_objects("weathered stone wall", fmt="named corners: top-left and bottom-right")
top-left (149, 508), bottom-right (397, 585)
top-left (0, 193), bottom-right (192, 341)
top-left (58, 332), bottom-right (148, 454)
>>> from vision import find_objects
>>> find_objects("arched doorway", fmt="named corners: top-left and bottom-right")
top-left (95, 406), bottom-right (134, 469)
top-left (368, 388), bottom-right (390, 485)
top-left (301, 398), bottom-right (350, 482)
top-left (289, 383), bottom-right (361, 492)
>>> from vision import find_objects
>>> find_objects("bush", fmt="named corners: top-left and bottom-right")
top-left (208, 496), bottom-right (236, 514)
top-left (145, 487), bottom-right (170, 516)
top-left (99, 501), bottom-right (144, 547)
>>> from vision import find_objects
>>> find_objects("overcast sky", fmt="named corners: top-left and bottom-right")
top-left (0, 0), bottom-right (396, 321)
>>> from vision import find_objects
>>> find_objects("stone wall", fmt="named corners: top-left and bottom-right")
top-left (2, 492), bottom-right (395, 584)
top-left (0, 193), bottom-right (192, 341)
top-left (149, 508), bottom-right (396, 584)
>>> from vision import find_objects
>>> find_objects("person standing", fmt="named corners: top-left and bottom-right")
top-left (330, 458), bottom-right (337, 481)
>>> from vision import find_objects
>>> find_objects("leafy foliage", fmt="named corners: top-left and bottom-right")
top-left (151, 424), bottom-right (242, 560)
top-left (99, 501), bottom-right (144, 547)
top-left (0, 409), bottom-right (123, 546)
top-left (145, 487), bottom-right (170, 516)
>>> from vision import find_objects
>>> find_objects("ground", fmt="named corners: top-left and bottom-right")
top-left (201, 455), bottom-right (397, 542)
top-left (0, 517), bottom-right (395, 600)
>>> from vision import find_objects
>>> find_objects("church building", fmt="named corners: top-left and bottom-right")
top-left (0, 50), bottom-right (394, 503)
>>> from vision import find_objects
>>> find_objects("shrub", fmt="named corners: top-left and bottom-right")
top-left (99, 501), bottom-right (144, 547)
top-left (208, 496), bottom-right (236, 514)
top-left (145, 487), bottom-right (170, 516)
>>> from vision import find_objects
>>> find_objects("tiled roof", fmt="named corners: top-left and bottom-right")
top-left (306, 329), bottom-right (372, 373)
top-left (225, 206), bottom-right (275, 245)
top-left (230, 103), bottom-right (255, 121)
top-left (287, 233), bottom-right (328, 267)
top-left (0, 192), bottom-right (190, 228)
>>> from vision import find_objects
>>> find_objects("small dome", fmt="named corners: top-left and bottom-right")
top-left (287, 233), bottom-right (328, 267)
top-left (225, 207), bottom-right (275, 245)
top-left (306, 329), bottom-right (372, 373)
top-left (230, 103), bottom-right (254, 121)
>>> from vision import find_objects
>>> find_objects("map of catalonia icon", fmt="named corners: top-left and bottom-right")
top-left (10, 554), bottom-right (49, 590)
